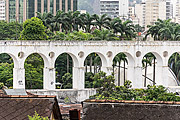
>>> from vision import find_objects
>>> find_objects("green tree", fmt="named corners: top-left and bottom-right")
top-left (20, 17), bottom-right (48, 40)
top-left (25, 54), bottom-right (44, 89)
top-left (93, 14), bottom-right (111, 30)
top-left (0, 21), bottom-right (22, 40)
top-left (61, 73), bottom-right (72, 89)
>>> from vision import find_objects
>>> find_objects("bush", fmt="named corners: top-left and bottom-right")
top-left (91, 73), bottom-right (180, 101)
top-left (28, 111), bottom-right (49, 120)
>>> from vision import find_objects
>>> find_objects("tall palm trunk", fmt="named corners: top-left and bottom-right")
top-left (153, 58), bottom-right (156, 85)
top-left (67, 55), bottom-right (69, 73)
top-left (112, 64), bottom-right (115, 76)
top-left (144, 57), bottom-right (148, 87)
top-left (124, 61), bottom-right (126, 85)
top-left (118, 62), bottom-right (121, 86)
top-left (85, 59), bottom-right (87, 73)
top-left (90, 56), bottom-right (92, 73)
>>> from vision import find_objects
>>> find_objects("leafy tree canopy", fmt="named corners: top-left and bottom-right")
top-left (20, 17), bottom-right (48, 40)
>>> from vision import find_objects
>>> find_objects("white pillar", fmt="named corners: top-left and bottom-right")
top-left (43, 68), bottom-right (56, 90)
top-left (127, 66), bottom-right (135, 85)
top-left (101, 66), bottom-right (112, 75)
top-left (134, 66), bottom-right (143, 88)
top-left (13, 68), bottom-right (25, 89)
top-left (73, 67), bottom-right (84, 89)
top-left (162, 66), bottom-right (169, 86)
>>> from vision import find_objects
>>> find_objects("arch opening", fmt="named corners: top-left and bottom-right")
top-left (24, 53), bottom-right (44, 89)
top-left (142, 52), bottom-right (157, 87)
top-left (168, 52), bottom-right (180, 86)
top-left (0, 53), bottom-right (14, 89)
top-left (84, 52), bottom-right (102, 88)
top-left (112, 52), bottom-right (129, 86)
top-left (55, 53), bottom-right (73, 89)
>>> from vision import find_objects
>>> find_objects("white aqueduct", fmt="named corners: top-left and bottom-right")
top-left (1, 40), bottom-right (179, 90)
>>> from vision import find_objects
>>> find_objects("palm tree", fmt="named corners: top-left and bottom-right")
top-left (113, 53), bottom-right (128, 86)
top-left (109, 18), bottom-right (123, 35)
top-left (121, 20), bottom-right (136, 40)
top-left (168, 53), bottom-right (180, 81)
top-left (93, 14), bottom-right (111, 30)
top-left (80, 13), bottom-right (95, 33)
top-left (142, 53), bottom-right (155, 87)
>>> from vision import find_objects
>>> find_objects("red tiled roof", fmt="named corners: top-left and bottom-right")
top-left (60, 104), bottom-right (82, 115)
top-left (84, 99), bottom-right (180, 104)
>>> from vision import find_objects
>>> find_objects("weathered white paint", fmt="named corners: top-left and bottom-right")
top-left (0, 40), bottom-right (179, 90)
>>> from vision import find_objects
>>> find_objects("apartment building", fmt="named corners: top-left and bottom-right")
top-left (134, 3), bottom-right (146, 28)
top-left (100, 0), bottom-right (128, 18)
top-left (145, 0), bottom-right (171, 29)
top-left (5, 0), bottom-right (78, 23)
top-left (0, 0), bottom-right (5, 20)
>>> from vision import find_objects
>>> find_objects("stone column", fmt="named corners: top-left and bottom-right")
top-left (16, 0), bottom-right (19, 22)
top-left (134, 66), bottom-right (143, 88)
top-left (13, 68), bottom-right (25, 89)
top-left (73, 67), bottom-right (84, 89)
top-left (47, 0), bottom-right (50, 12)
top-left (6, 0), bottom-right (9, 22)
top-left (23, 0), bottom-right (26, 21)
top-left (53, 0), bottom-right (56, 15)
top-left (41, 0), bottom-right (44, 14)
top-left (43, 68), bottom-right (56, 90)
top-left (59, 0), bottom-right (62, 11)
top-left (127, 65), bottom-right (135, 86)
top-left (101, 66), bottom-right (112, 75)
top-left (162, 66), bottom-right (169, 86)
top-left (65, 0), bottom-right (68, 12)
top-left (35, 0), bottom-right (38, 16)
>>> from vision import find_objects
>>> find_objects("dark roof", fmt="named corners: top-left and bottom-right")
top-left (84, 99), bottom-right (180, 104)
top-left (0, 95), bottom-right (62, 120)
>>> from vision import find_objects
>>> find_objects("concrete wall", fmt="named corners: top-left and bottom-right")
top-left (82, 101), bottom-right (180, 120)
top-left (27, 89), bottom-right (96, 103)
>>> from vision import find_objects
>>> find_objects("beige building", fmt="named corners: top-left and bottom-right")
top-left (5, 0), bottom-right (78, 23)
top-left (145, 0), bottom-right (171, 29)
top-left (134, 3), bottom-right (146, 28)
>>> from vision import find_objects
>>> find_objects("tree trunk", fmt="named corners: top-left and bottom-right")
top-left (85, 59), bottom-right (87, 73)
top-left (90, 56), bottom-right (92, 73)
top-left (153, 58), bottom-right (155, 85)
top-left (144, 58), bottom-right (148, 87)
top-left (67, 54), bottom-right (69, 73)
top-left (124, 61), bottom-right (126, 85)
top-left (112, 64), bottom-right (115, 76)
top-left (118, 62), bottom-right (121, 86)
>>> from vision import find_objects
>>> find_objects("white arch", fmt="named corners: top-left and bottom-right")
top-left (54, 52), bottom-right (79, 67)
top-left (83, 52), bottom-right (108, 67)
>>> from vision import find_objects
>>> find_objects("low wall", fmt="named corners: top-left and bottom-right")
top-left (27, 89), bottom-right (96, 103)
top-left (82, 100), bottom-right (180, 120)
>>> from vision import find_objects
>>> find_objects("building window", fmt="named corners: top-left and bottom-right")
top-left (9, 0), bottom-right (16, 22)
top-left (37, 0), bottom-right (41, 13)
top-left (44, 0), bottom-right (47, 13)
top-left (19, 0), bottom-right (23, 23)
top-left (50, 0), bottom-right (53, 13)
top-left (27, 0), bottom-right (34, 19)
top-left (56, 0), bottom-right (59, 11)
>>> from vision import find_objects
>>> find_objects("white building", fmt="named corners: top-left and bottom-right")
top-left (0, 0), bottom-right (5, 21)
top-left (100, 0), bottom-right (129, 18)
top-left (134, 3), bottom-right (146, 28)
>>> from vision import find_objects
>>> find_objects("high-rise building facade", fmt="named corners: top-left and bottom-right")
top-left (145, 0), bottom-right (171, 29)
top-left (5, 0), bottom-right (78, 23)
top-left (100, 0), bottom-right (129, 18)
top-left (0, 0), bottom-right (5, 20)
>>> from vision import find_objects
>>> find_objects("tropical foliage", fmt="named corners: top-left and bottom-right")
top-left (145, 19), bottom-right (180, 41)
top-left (91, 73), bottom-right (180, 101)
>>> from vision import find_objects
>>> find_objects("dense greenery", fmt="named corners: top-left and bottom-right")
top-left (91, 72), bottom-right (180, 101)
top-left (20, 17), bottom-right (48, 40)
